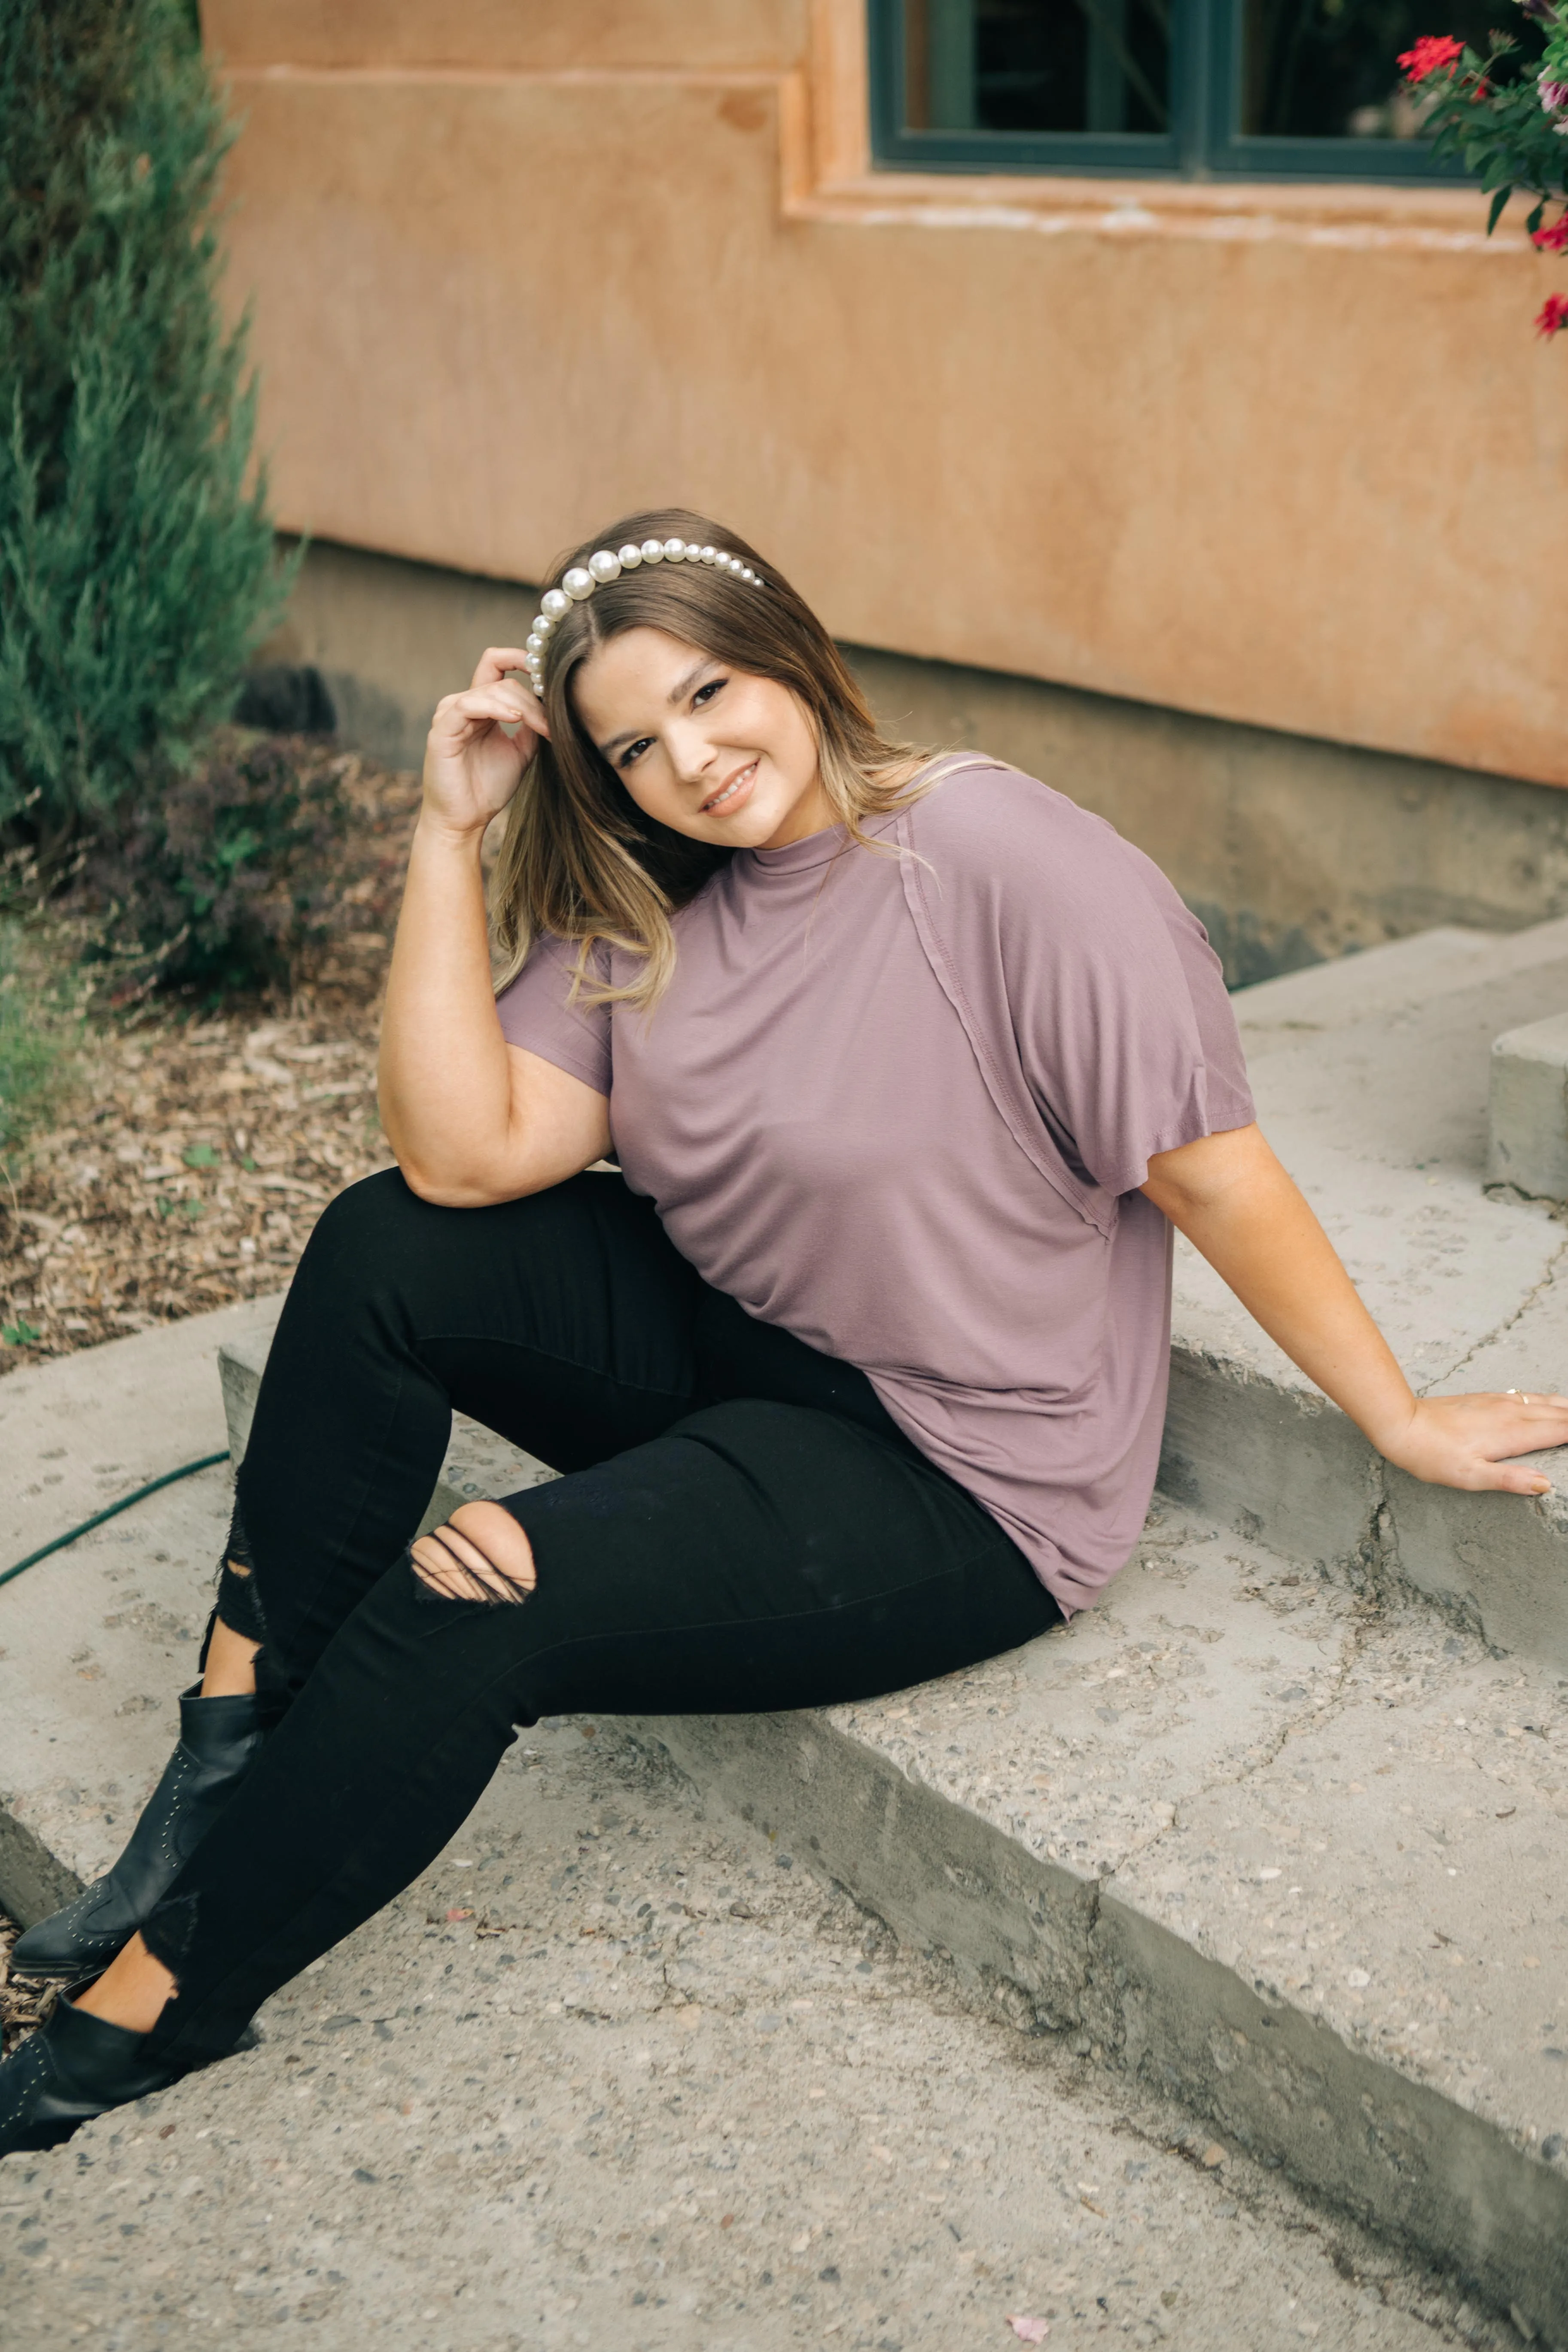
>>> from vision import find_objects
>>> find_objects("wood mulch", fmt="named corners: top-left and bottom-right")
top-left (0, 1917), bottom-right (50, 2057)
top-left (0, 755), bottom-right (422, 1378)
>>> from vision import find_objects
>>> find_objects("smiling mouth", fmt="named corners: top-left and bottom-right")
top-left (700, 761), bottom-right (756, 815)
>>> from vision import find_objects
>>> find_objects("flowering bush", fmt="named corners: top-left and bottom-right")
top-left (1398, 0), bottom-right (1568, 334)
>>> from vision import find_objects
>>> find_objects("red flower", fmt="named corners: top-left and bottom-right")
top-left (1536, 292), bottom-right (1568, 336)
top-left (1397, 33), bottom-right (1464, 79)
top-left (1534, 216), bottom-right (1568, 251)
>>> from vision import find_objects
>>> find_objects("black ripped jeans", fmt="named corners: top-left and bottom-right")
top-left (141, 1168), bottom-right (1061, 2069)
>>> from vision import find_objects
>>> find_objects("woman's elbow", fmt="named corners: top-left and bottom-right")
top-left (395, 1153), bottom-right (510, 1209)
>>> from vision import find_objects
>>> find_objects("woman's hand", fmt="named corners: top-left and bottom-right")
top-left (1144, 1126), bottom-right (1568, 1495)
top-left (421, 646), bottom-right (548, 842)
top-left (1371, 1390), bottom-right (1568, 1496)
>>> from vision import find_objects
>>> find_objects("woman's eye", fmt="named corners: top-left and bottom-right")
top-left (692, 678), bottom-right (726, 707)
top-left (618, 737), bottom-right (655, 770)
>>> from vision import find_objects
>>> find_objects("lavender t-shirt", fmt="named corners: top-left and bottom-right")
top-left (495, 762), bottom-right (1254, 1614)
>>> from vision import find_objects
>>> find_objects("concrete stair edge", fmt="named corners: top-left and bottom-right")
top-left (628, 1707), bottom-right (1568, 2349)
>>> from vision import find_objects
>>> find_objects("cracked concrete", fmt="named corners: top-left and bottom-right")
top-left (641, 1513), bottom-right (1568, 2343)
top-left (1163, 919), bottom-right (1568, 1667)
top-left (1, 1720), bottom-right (1518, 2352)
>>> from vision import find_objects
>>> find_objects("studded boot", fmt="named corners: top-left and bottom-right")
top-left (0, 1983), bottom-right (192, 2157)
top-left (9, 1683), bottom-right (281, 1978)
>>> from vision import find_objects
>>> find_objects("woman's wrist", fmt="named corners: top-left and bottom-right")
top-left (413, 804), bottom-right (490, 856)
top-left (1357, 1387), bottom-right (1422, 1465)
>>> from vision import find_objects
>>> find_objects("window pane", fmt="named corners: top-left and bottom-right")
top-left (1240, 0), bottom-right (1540, 139)
top-left (900, 0), bottom-right (1172, 137)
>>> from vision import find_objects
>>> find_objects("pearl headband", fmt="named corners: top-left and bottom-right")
top-left (524, 536), bottom-right (763, 697)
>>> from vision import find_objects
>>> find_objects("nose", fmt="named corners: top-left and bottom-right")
top-left (667, 723), bottom-right (715, 788)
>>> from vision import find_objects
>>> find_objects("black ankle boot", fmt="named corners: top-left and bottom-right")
top-left (0, 1985), bottom-right (184, 2157)
top-left (10, 1683), bottom-right (281, 1978)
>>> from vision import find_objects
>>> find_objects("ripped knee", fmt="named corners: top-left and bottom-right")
top-left (410, 1500), bottom-right (537, 1604)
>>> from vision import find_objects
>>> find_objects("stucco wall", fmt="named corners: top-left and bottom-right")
top-left (204, 0), bottom-right (1567, 785)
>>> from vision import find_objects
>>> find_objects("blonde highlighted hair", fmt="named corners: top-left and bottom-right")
top-left (490, 508), bottom-right (937, 1008)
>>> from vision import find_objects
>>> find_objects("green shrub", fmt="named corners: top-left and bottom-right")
top-left (0, 0), bottom-right (295, 854)
top-left (78, 733), bottom-right (353, 1000)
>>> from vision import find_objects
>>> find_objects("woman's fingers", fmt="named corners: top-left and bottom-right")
top-left (1393, 1391), bottom-right (1568, 1495)
top-left (433, 685), bottom-right (537, 736)
top-left (469, 646), bottom-right (536, 692)
top-left (460, 652), bottom-right (550, 738)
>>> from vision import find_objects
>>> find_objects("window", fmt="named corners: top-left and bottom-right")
top-left (869, 0), bottom-right (1538, 178)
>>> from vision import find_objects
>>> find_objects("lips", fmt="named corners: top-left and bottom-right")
top-left (700, 759), bottom-right (757, 815)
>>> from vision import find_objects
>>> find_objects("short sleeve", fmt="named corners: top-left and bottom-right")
top-left (905, 769), bottom-right (1254, 1204)
top-left (494, 936), bottom-right (612, 1096)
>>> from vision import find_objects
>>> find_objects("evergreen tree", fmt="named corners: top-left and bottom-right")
top-left (0, 0), bottom-right (292, 856)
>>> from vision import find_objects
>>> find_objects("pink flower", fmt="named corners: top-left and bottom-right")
top-left (1398, 33), bottom-right (1464, 79)
top-left (1536, 292), bottom-right (1568, 336)
top-left (1533, 215), bottom-right (1568, 251)
top-left (1540, 76), bottom-right (1568, 115)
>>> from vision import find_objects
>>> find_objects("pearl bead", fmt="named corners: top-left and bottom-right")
top-left (563, 567), bottom-right (594, 600)
top-left (618, 543), bottom-right (644, 568)
top-left (526, 633), bottom-right (544, 653)
top-left (533, 614), bottom-right (553, 636)
top-left (699, 545), bottom-right (716, 563)
top-left (640, 539), bottom-right (665, 563)
top-left (663, 538), bottom-right (687, 562)
top-left (541, 588), bottom-right (570, 619)
top-left (588, 549), bottom-right (621, 583)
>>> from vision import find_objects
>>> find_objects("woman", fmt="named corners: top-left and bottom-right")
top-left (3, 508), bottom-right (1563, 2154)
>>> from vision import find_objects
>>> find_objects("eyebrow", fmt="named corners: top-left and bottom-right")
top-left (596, 657), bottom-right (716, 757)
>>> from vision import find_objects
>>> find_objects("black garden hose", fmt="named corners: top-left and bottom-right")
top-left (0, 1452), bottom-right (230, 1592)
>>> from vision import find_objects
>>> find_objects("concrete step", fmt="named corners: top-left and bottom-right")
top-left (213, 1311), bottom-right (1568, 2345)
top-left (1167, 917), bottom-right (1568, 1672)
top-left (3, 1304), bottom-right (1564, 2337)
top-left (634, 1509), bottom-right (1568, 2349)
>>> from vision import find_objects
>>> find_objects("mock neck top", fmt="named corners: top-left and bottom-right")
top-left (496, 761), bottom-right (1253, 1614)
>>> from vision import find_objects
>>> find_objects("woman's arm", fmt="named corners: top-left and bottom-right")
top-left (1142, 1122), bottom-right (1568, 1493)
top-left (378, 648), bottom-right (611, 1206)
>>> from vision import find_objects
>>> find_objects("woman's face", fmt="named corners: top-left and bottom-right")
top-left (571, 627), bottom-right (832, 851)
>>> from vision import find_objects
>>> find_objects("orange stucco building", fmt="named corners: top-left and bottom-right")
top-left (207, 0), bottom-right (1568, 979)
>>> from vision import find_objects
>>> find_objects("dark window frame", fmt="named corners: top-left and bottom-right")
top-left (868, 0), bottom-right (1471, 181)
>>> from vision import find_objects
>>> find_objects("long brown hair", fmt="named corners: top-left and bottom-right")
top-left (490, 507), bottom-right (936, 1007)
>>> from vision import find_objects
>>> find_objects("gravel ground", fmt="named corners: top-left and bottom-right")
top-left (0, 757), bottom-right (416, 1375)
top-left (0, 1723), bottom-right (1522, 2352)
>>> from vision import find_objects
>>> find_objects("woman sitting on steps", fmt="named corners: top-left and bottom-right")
top-left (4, 507), bottom-right (1565, 2154)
